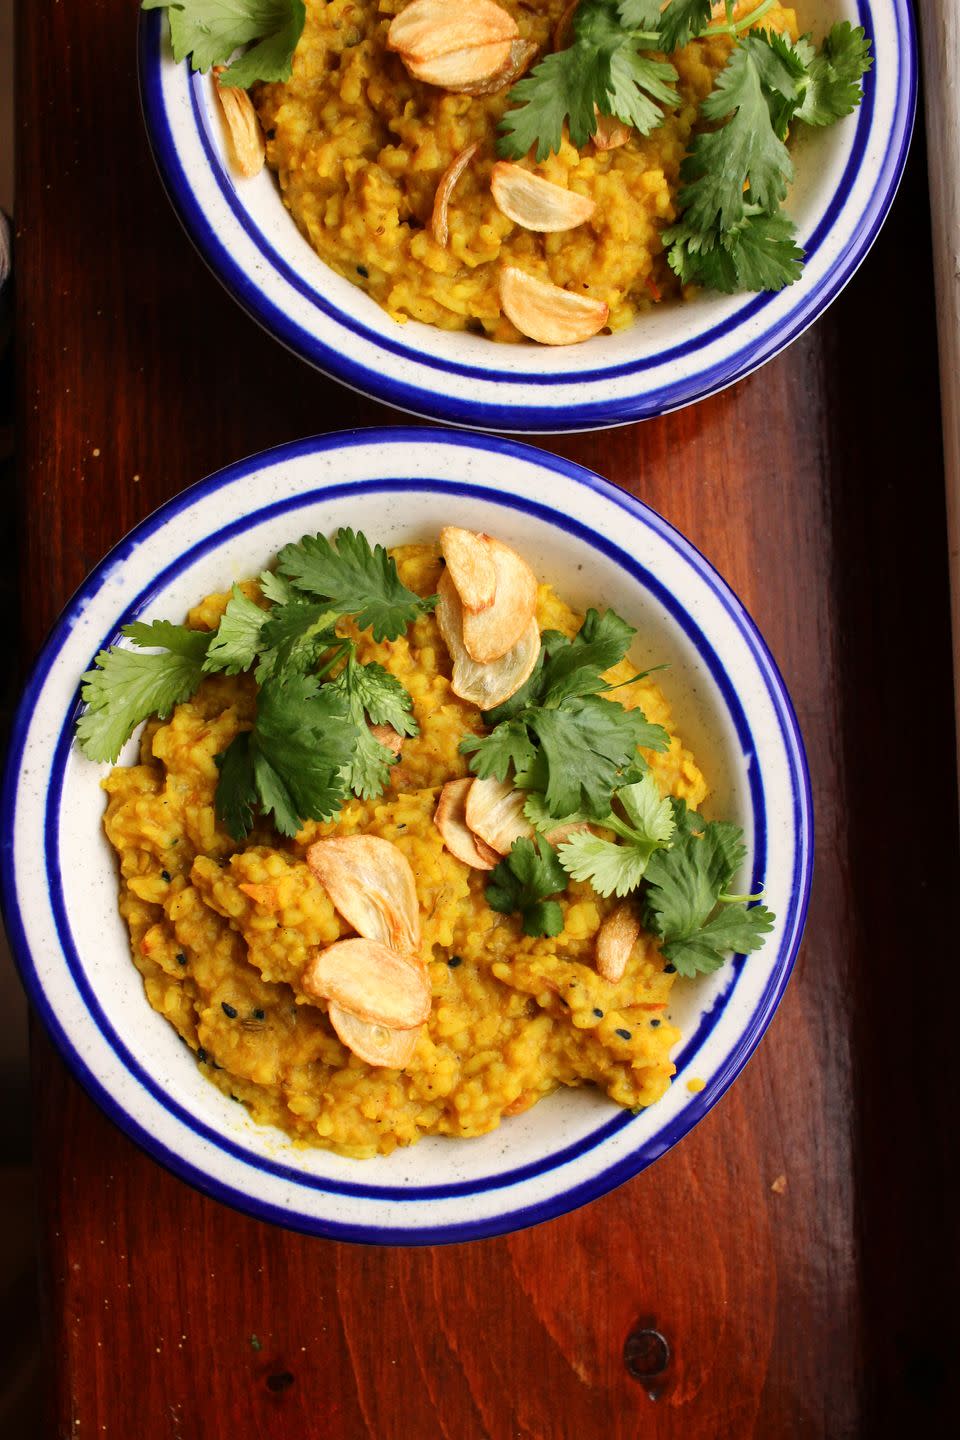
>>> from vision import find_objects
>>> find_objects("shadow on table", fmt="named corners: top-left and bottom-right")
top-left (0, 218), bottom-right (43, 1437)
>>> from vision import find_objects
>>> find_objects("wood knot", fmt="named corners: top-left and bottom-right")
top-left (623, 1327), bottom-right (671, 1382)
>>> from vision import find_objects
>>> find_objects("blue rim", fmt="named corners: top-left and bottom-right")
top-left (0, 429), bottom-right (814, 1242)
top-left (136, 4), bottom-right (915, 431)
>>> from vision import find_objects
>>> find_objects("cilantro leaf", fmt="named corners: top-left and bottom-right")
top-left (215, 674), bottom-right (353, 839)
top-left (339, 661), bottom-right (419, 738)
top-left (643, 816), bottom-right (773, 975)
top-left (76, 623), bottom-right (210, 763)
top-left (337, 717), bottom-right (396, 802)
top-left (657, 0), bottom-right (713, 52)
top-left (497, 0), bottom-right (677, 162)
top-left (276, 527), bottom-right (434, 642)
top-left (141, 0), bottom-right (306, 85)
top-left (257, 569), bottom-right (296, 605)
top-left (254, 600), bottom-right (340, 681)
top-left (558, 832), bottom-right (651, 897)
top-left (607, 48), bottom-right (680, 133)
top-left (665, 208), bottom-right (803, 293)
top-left (680, 40), bottom-right (793, 235)
top-left (556, 773), bottom-right (676, 895)
top-left (120, 620), bottom-right (209, 657)
top-left (669, 796), bottom-right (705, 838)
top-left (497, 44), bottom-right (598, 162)
top-left (328, 657), bottom-right (418, 800)
top-left (793, 21), bottom-right (873, 127)
top-left (462, 608), bottom-right (668, 816)
top-left (660, 902), bottom-right (774, 976)
top-left (214, 731), bottom-right (257, 840)
top-left (460, 718), bottom-right (538, 782)
top-left (537, 608), bottom-right (637, 706)
top-left (486, 837), bottom-right (567, 938)
top-left (203, 586), bottom-right (269, 676)
top-left (617, 0), bottom-right (662, 29)
top-left (526, 695), bottom-right (666, 818)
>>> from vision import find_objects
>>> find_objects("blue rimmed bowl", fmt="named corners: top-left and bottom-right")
top-left (1, 429), bottom-right (812, 1242)
top-left (138, 2), bottom-right (914, 432)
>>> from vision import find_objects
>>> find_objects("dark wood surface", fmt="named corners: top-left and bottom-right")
top-left (14, 2), bottom-right (960, 1436)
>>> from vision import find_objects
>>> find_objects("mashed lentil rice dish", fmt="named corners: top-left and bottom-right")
top-left (78, 525), bottom-right (773, 1158)
top-left (250, 0), bottom-right (800, 342)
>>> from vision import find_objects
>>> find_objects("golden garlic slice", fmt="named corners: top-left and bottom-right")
top-left (328, 1003), bottom-right (421, 1069)
top-left (490, 163), bottom-right (596, 232)
top-left (406, 43), bottom-right (512, 89)
top-left (455, 38), bottom-right (539, 97)
top-left (431, 143), bottom-right (479, 248)
top-left (596, 900), bottom-right (642, 984)
top-left (461, 535), bottom-right (539, 663)
top-left (387, 0), bottom-right (517, 61)
top-left (434, 777), bottom-right (501, 871)
top-left (437, 570), bottom-right (540, 709)
top-left (306, 835), bottom-right (421, 957)
top-left (592, 111), bottom-right (632, 151)
top-left (212, 67), bottom-right (265, 178)
top-left (464, 777), bottom-right (534, 856)
top-left (302, 938), bottom-right (431, 1028)
top-left (499, 266), bottom-right (609, 346)
top-left (388, 0), bottom-right (517, 90)
top-left (440, 525), bottom-right (497, 612)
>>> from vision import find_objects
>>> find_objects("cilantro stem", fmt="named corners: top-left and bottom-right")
top-left (710, 0), bottom-right (779, 37)
top-left (313, 641), bottom-right (353, 681)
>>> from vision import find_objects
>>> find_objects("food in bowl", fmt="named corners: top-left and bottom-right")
top-left (144, 0), bottom-right (871, 344)
top-left (75, 523), bottom-right (774, 1158)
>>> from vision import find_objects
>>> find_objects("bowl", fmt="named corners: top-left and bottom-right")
top-left (138, 1), bottom-right (915, 432)
top-left (0, 429), bottom-right (812, 1241)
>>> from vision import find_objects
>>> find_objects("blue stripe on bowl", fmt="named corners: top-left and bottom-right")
top-left (136, 4), bottom-right (915, 429)
top-left (0, 430), bottom-right (814, 1241)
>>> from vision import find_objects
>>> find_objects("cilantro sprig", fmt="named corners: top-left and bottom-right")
top-left (486, 837), bottom-right (568, 938)
top-left (529, 771), bottom-right (677, 897)
top-left (497, 1), bottom-right (871, 296)
top-left (75, 528), bottom-right (434, 838)
top-left (460, 608), bottom-right (669, 820)
top-left (141, 1), bottom-right (306, 87)
top-left (76, 622), bottom-right (212, 764)
top-left (275, 527), bottom-right (436, 643)
top-left (215, 674), bottom-right (354, 839)
top-left (498, 0), bottom-right (679, 162)
top-left (642, 800), bottom-right (774, 975)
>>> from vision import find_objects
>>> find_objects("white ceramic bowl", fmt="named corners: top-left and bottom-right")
top-left (1, 430), bottom-right (812, 1241)
top-left (138, 2), bottom-right (915, 432)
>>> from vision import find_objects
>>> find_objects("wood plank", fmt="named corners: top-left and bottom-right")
top-left (921, 0), bottom-right (960, 764)
top-left (15, 1), bottom-right (960, 1434)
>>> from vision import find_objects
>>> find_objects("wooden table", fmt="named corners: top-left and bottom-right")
top-left (15, 3), bottom-right (960, 1435)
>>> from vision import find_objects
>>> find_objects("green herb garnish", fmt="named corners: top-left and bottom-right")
top-left (76, 622), bottom-right (211, 763)
top-left (214, 674), bottom-right (355, 838)
top-left (642, 799), bottom-right (774, 975)
top-left (75, 528), bottom-right (434, 839)
top-left (275, 527), bottom-right (436, 643)
top-left (528, 771), bottom-right (677, 897)
top-left (486, 836), bottom-right (568, 938)
top-left (460, 607), bottom-right (669, 819)
top-left (498, 0), bottom-right (679, 162)
top-left (497, 1), bottom-right (871, 296)
top-left (141, 0), bottom-right (306, 87)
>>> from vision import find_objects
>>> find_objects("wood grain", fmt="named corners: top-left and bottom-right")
top-left (14, 2), bottom-right (960, 1435)
top-left (921, 0), bottom-right (960, 766)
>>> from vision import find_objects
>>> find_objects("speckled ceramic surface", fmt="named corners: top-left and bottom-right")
top-left (0, 430), bottom-right (812, 1241)
top-left (137, 2), bottom-right (915, 431)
